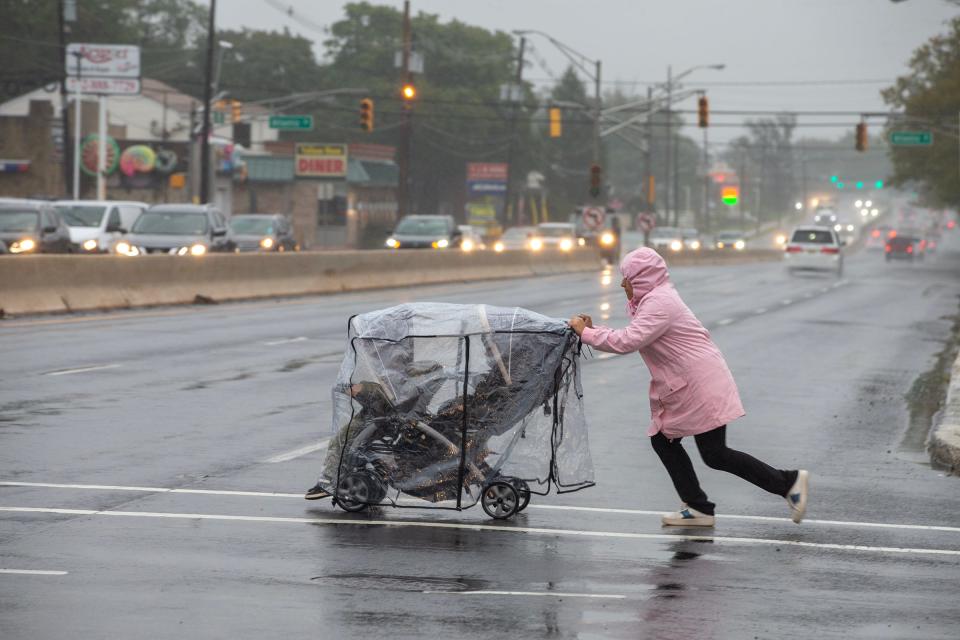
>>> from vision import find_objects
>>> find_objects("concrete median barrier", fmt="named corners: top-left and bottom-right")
top-left (0, 249), bottom-right (603, 316)
top-left (659, 249), bottom-right (784, 266)
top-left (930, 352), bottom-right (960, 474)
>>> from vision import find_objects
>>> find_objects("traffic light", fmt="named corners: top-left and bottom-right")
top-left (697, 95), bottom-right (709, 128)
top-left (401, 83), bottom-right (416, 101)
top-left (549, 107), bottom-right (562, 138)
top-left (359, 98), bottom-right (374, 132)
top-left (589, 164), bottom-right (602, 198)
top-left (855, 122), bottom-right (867, 152)
top-left (721, 186), bottom-right (739, 206)
top-left (231, 99), bottom-right (241, 124)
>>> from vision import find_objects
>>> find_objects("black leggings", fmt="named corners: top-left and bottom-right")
top-left (650, 425), bottom-right (797, 516)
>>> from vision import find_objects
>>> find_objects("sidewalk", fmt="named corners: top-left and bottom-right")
top-left (930, 351), bottom-right (960, 474)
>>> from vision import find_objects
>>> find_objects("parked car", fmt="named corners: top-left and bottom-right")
top-left (229, 213), bottom-right (297, 252)
top-left (492, 226), bottom-right (536, 252)
top-left (0, 199), bottom-right (73, 254)
top-left (885, 235), bottom-right (922, 262)
top-left (714, 231), bottom-right (746, 251)
top-left (783, 226), bottom-right (844, 276)
top-left (119, 204), bottom-right (235, 256)
top-left (649, 227), bottom-right (684, 252)
top-left (386, 215), bottom-right (461, 249)
top-left (534, 222), bottom-right (578, 252)
top-left (54, 200), bottom-right (147, 253)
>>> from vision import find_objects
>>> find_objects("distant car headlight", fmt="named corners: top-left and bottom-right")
top-left (578, 237), bottom-right (586, 246)
top-left (529, 237), bottom-right (543, 251)
top-left (559, 238), bottom-right (573, 251)
top-left (432, 238), bottom-right (449, 249)
top-left (260, 237), bottom-right (274, 249)
top-left (493, 241), bottom-right (505, 253)
top-left (734, 240), bottom-right (746, 250)
top-left (846, 224), bottom-right (855, 232)
top-left (178, 243), bottom-right (207, 256)
top-left (775, 234), bottom-right (787, 246)
top-left (385, 237), bottom-right (399, 248)
top-left (717, 241), bottom-right (725, 249)
top-left (82, 239), bottom-right (99, 252)
top-left (871, 209), bottom-right (879, 216)
top-left (599, 232), bottom-right (615, 246)
top-left (115, 241), bottom-right (139, 256)
top-left (690, 240), bottom-right (701, 250)
top-left (834, 224), bottom-right (842, 231)
top-left (461, 238), bottom-right (475, 252)
top-left (669, 240), bottom-right (683, 252)
top-left (9, 238), bottom-right (36, 253)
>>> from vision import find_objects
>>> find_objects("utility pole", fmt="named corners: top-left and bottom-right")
top-left (199, 0), bottom-right (217, 204)
top-left (702, 121), bottom-right (709, 233)
top-left (593, 59), bottom-right (602, 175)
top-left (644, 85), bottom-right (653, 214)
top-left (664, 65), bottom-right (672, 223)
top-left (397, 0), bottom-right (413, 218)
top-left (58, 0), bottom-right (72, 197)
top-left (503, 36), bottom-right (525, 227)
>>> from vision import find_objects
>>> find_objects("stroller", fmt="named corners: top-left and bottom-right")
top-left (315, 303), bottom-right (595, 520)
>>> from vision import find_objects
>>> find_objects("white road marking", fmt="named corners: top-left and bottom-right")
top-left (596, 353), bottom-right (618, 360)
top-left (716, 318), bottom-right (734, 326)
top-left (44, 364), bottom-right (121, 377)
top-left (424, 590), bottom-right (626, 599)
top-left (264, 438), bottom-right (330, 464)
top-left (0, 569), bottom-right (68, 576)
top-left (263, 336), bottom-right (310, 346)
top-left (754, 308), bottom-right (767, 314)
top-left (1, 506), bottom-right (957, 557)
top-left (3, 481), bottom-right (959, 535)
top-left (804, 292), bottom-right (815, 298)
top-left (781, 299), bottom-right (792, 305)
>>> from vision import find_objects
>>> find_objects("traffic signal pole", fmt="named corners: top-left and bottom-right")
top-left (503, 36), bottom-right (525, 226)
top-left (397, 0), bottom-right (412, 218)
top-left (593, 59), bottom-right (602, 181)
top-left (664, 65), bottom-right (672, 224)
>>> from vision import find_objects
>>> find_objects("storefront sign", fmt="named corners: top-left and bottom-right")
top-left (295, 143), bottom-right (348, 178)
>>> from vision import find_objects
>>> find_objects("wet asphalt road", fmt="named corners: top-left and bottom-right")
top-left (2, 236), bottom-right (960, 639)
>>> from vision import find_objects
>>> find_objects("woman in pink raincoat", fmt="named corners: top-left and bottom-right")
top-left (568, 248), bottom-right (809, 526)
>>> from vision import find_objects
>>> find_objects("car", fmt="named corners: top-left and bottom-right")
top-left (492, 226), bottom-right (536, 252)
top-left (0, 199), bottom-right (73, 254)
top-left (714, 231), bottom-right (746, 251)
top-left (681, 228), bottom-right (703, 251)
top-left (386, 215), bottom-right (461, 249)
top-left (54, 200), bottom-right (148, 253)
top-left (649, 227), bottom-right (684, 253)
top-left (831, 220), bottom-right (858, 246)
top-left (813, 208), bottom-right (838, 226)
top-left (783, 226), bottom-right (844, 276)
top-left (119, 204), bottom-right (235, 256)
top-left (864, 226), bottom-right (892, 251)
top-left (229, 213), bottom-right (297, 252)
top-left (885, 235), bottom-right (922, 262)
top-left (533, 222), bottom-right (578, 252)
top-left (572, 211), bottom-right (621, 262)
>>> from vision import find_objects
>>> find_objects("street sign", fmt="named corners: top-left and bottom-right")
top-left (889, 131), bottom-right (933, 146)
top-left (269, 115), bottom-right (314, 130)
top-left (582, 206), bottom-right (605, 231)
top-left (66, 44), bottom-right (140, 78)
top-left (65, 77), bottom-right (140, 95)
top-left (638, 213), bottom-right (655, 233)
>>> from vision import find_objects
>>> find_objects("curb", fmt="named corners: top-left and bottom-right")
top-left (929, 351), bottom-right (960, 474)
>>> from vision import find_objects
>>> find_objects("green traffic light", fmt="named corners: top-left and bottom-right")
top-left (836, 182), bottom-right (845, 189)
top-left (856, 181), bottom-right (863, 189)
top-left (830, 175), bottom-right (838, 183)
top-left (722, 195), bottom-right (738, 206)
top-left (875, 180), bottom-right (884, 189)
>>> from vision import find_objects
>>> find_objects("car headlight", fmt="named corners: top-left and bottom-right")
top-left (529, 238), bottom-right (543, 251)
top-left (600, 232), bottom-right (615, 246)
top-left (871, 209), bottom-right (878, 216)
top-left (493, 241), bottom-right (505, 253)
top-left (82, 239), bottom-right (99, 252)
top-left (734, 240), bottom-right (746, 250)
top-left (578, 237), bottom-right (586, 246)
top-left (115, 241), bottom-right (140, 256)
top-left (846, 224), bottom-right (854, 232)
top-left (385, 237), bottom-right (399, 248)
top-left (670, 240), bottom-right (683, 252)
top-left (9, 238), bottom-right (36, 253)
top-left (260, 237), bottom-right (274, 249)
top-left (834, 224), bottom-right (842, 231)
top-left (690, 240), bottom-right (701, 250)
top-left (179, 243), bottom-right (207, 256)
top-left (775, 234), bottom-right (787, 246)
top-left (432, 238), bottom-right (450, 249)
top-left (717, 242), bottom-right (725, 249)
top-left (559, 238), bottom-right (573, 251)
top-left (461, 238), bottom-right (474, 252)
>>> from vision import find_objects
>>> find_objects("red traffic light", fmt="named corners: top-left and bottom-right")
top-left (589, 164), bottom-right (602, 198)
top-left (697, 96), bottom-right (709, 128)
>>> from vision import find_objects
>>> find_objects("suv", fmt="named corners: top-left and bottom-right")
top-left (230, 213), bottom-right (297, 252)
top-left (121, 204), bottom-right (235, 256)
top-left (54, 200), bottom-right (147, 253)
top-left (784, 226), bottom-right (844, 276)
top-left (0, 199), bottom-right (72, 254)
top-left (386, 215), bottom-right (461, 249)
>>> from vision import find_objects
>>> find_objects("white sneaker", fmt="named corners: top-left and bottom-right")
top-left (661, 505), bottom-right (715, 527)
top-left (786, 470), bottom-right (809, 524)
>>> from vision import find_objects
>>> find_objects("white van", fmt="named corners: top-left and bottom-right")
top-left (54, 200), bottom-right (148, 253)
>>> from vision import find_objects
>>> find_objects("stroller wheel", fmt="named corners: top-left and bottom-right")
top-left (511, 479), bottom-right (531, 513)
top-left (336, 472), bottom-right (375, 512)
top-left (481, 481), bottom-right (519, 520)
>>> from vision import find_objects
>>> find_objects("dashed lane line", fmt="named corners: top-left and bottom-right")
top-left (264, 439), bottom-right (330, 464)
top-left (716, 318), bottom-right (735, 326)
top-left (44, 364), bottom-right (121, 376)
top-left (2, 481), bottom-right (959, 534)
top-left (0, 569), bottom-right (68, 576)
top-left (263, 336), bottom-right (310, 346)
top-left (1, 506), bottom-right (958, 557)
top-left (424, 590), bottom-right (626, 599)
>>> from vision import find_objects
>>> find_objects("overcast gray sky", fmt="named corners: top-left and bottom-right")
top-left (219, 0), bottom-right (958, 144)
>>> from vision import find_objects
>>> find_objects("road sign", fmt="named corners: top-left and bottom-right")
top-left (269, 115), bottom-right (314, 130)
top-left (66, 44), bottom-right (140, 78)
top-left (65, 77), bottom-right (140, 95)
top-left (889, 131), bottom-right (933, 146)
top-left (638, 213), bottom-right (655, 233)
top-left (582, 206), bottom-right (605, 231)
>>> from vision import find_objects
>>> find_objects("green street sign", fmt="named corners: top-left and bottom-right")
top-left (890, 131), bottom-right (932, 146)
top-left (269, 115), bottom-right (314, 130)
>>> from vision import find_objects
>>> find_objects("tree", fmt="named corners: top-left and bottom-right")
top-left (723, 114), bottom-right (797, 224)
top-left (882, 15), bottom-right (960, 206)
top-left (543, 67), bottom-right (595, 217)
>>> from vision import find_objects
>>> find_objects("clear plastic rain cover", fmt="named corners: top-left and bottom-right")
top-left (317, 303), bottom-right (594, 512)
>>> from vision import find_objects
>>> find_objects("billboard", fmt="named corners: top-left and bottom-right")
top-left (295, 143), bottom-right (348, 178)
top-left (465, 162), bottom-right (507, 231)
top-left (66, 44), bottom-right (141, 78)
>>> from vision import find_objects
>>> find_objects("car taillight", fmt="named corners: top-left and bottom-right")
top-left (906, 245), bottom-right (913, 253)
top-left (885, 245), bottom-right (891, 252)
top-left (888, 230), bottom-right (897, 238)
top-left (785, 245), bottom-right (803, 253)
top-left (948, 220), bottom-right (955, 229)
top-left (821, 247), bottom-right (839, 255)
top-left (871, 230), bottom-right (880, 238)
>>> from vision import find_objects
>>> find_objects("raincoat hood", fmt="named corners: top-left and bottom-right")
top-left (621, 248), bottom-right (670, 315)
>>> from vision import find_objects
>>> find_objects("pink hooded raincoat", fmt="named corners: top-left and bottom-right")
top-left (580, 248), bottom-right (744, 439)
